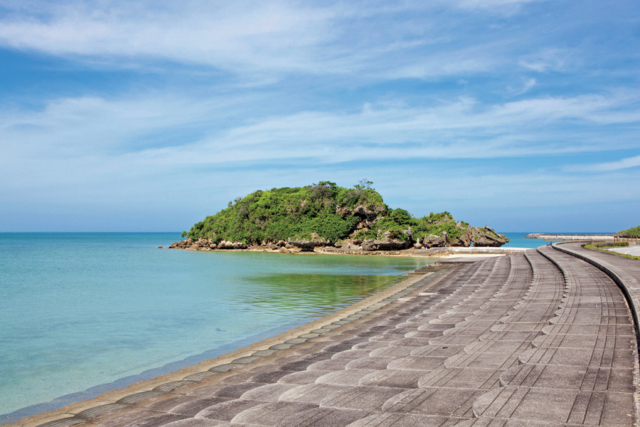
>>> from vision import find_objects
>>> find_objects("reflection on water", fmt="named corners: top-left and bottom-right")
top-left (241, 274), bottom-right (402, 314)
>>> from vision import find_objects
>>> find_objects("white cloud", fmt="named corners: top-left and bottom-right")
top-left (2, 90), bottom-right (639, 184)
top-left (386, 169), bottom-right (640, 209)
top-left (0, 94), bottom-right (240, 159)
top-left (0, 0), bottom-right (549, 80)
top-left (0, 1), bottom-right (336, 73)
top-left (453, 0), bottom-right (545, 11)
top-left (567, 155), bottom-right (640, 172)
top-left (519, 48), bottom-right (571, 72)
top-left (509, 78), bottom-right (536, 95)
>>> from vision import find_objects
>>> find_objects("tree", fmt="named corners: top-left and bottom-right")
top-left (354, 179), bottom-right (374, 191)
top-left (310, 181), bottom-right (338, 199)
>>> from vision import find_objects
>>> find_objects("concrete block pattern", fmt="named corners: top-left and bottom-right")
top-left (29, 248), bottom-right (640, 427)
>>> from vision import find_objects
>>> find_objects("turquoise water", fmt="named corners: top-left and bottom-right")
top-left (500, 232), bottom-right (614, 248)
top-left (0, 233), bottom-right (431, 424)
top-left (500, 232), bottom-right (562, 248)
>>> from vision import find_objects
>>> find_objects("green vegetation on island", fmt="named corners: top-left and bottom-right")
top-left (173, 181), bottom-right (508, 251)
top-left (616, 225), bottom-right (640, 239)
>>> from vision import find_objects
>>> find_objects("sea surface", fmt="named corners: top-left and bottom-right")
top-left (0, 233), bottom-right (431, 424)
top-left (0, 231), bottom-right (601, 424)
top-left (500, 232), bottom-right (561, 248)
top-left (500, 232), bottom-right (614, 248)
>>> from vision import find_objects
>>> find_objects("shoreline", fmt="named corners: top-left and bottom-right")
top-left (177, 245), bottom-right (527, 259)
top-left (7, 263), bottom-right (457, 427)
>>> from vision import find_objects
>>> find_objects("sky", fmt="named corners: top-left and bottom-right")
top-left (0, 0), bottom-right (639, 233)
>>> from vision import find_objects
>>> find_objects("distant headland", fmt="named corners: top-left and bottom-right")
top-left (169, 181), bottom-right (509, 252)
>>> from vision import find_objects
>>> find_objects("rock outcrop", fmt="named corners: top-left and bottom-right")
top-left (447, 231), bottom-right (472, 247)
top-left (423, 234), bottom-right (446, 248)
top-left (361, 240), bottom-right (376, 251)
top-left (337, 204), bottom-right (385, 230)
top-left (287, 233), bottom-right (329, 251)
top-left (169, 224), bottom-right (509, 251)
top-left (336, 204), bottom-right (385, 221)
top-left (168, 239), bottom-right (247, 250)
top-left (362, 238), bottom-right (411, 251)
top-left (168, 239), bottom-right (191, 249)
top-left (471, 226), bottom-right (510, 247)
top-left (420, 226), bottom-right (508, 248)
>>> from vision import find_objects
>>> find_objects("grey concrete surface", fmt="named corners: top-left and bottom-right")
top-left (554, 242), bottom-right (640, 334)
top-left (16, 248), bottom-right (640, 427)
top-left (608, 245), bottom-right (640, 257)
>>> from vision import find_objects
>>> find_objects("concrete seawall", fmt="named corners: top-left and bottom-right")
top-left (11, 245), bottom-right (640, 427)
top-left (553, 241), bottom-right (640, 344)
top-left (525, 233), bottom-right (613, 241)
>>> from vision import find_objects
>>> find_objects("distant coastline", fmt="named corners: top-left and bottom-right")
top-left (524, 233), bottom-right (614, 241)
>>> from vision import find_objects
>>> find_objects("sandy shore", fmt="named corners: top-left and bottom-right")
top-left (186, 245), bottom-right (529, 260)
top-left (10, 263), bottom-right (455, 427)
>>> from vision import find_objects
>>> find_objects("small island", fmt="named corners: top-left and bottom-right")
top-left (169, 181), bottom-right (508, 252)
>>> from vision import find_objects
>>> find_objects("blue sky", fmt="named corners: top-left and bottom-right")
top-left (0, 0), bottom-right (639, 232)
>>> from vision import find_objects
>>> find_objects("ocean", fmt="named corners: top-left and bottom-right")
top-left (0, 232), bottom-right (431, 424)
top-left (500, 232), bottom-right (614, 248)
top-left (500, 232), bottom-right (561, 248)
top-left (0, 231), bottom-right (589, 424)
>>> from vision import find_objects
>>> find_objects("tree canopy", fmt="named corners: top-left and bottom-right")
top-left (185, 181), bottom-right (478, 245)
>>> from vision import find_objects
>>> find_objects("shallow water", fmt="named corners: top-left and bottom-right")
top-left (0, 233), bottom-right (431, 423)
top-left (500, 232), bottom-right (562, 248)
top-left (500, 232), bottom-right (614, 248)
